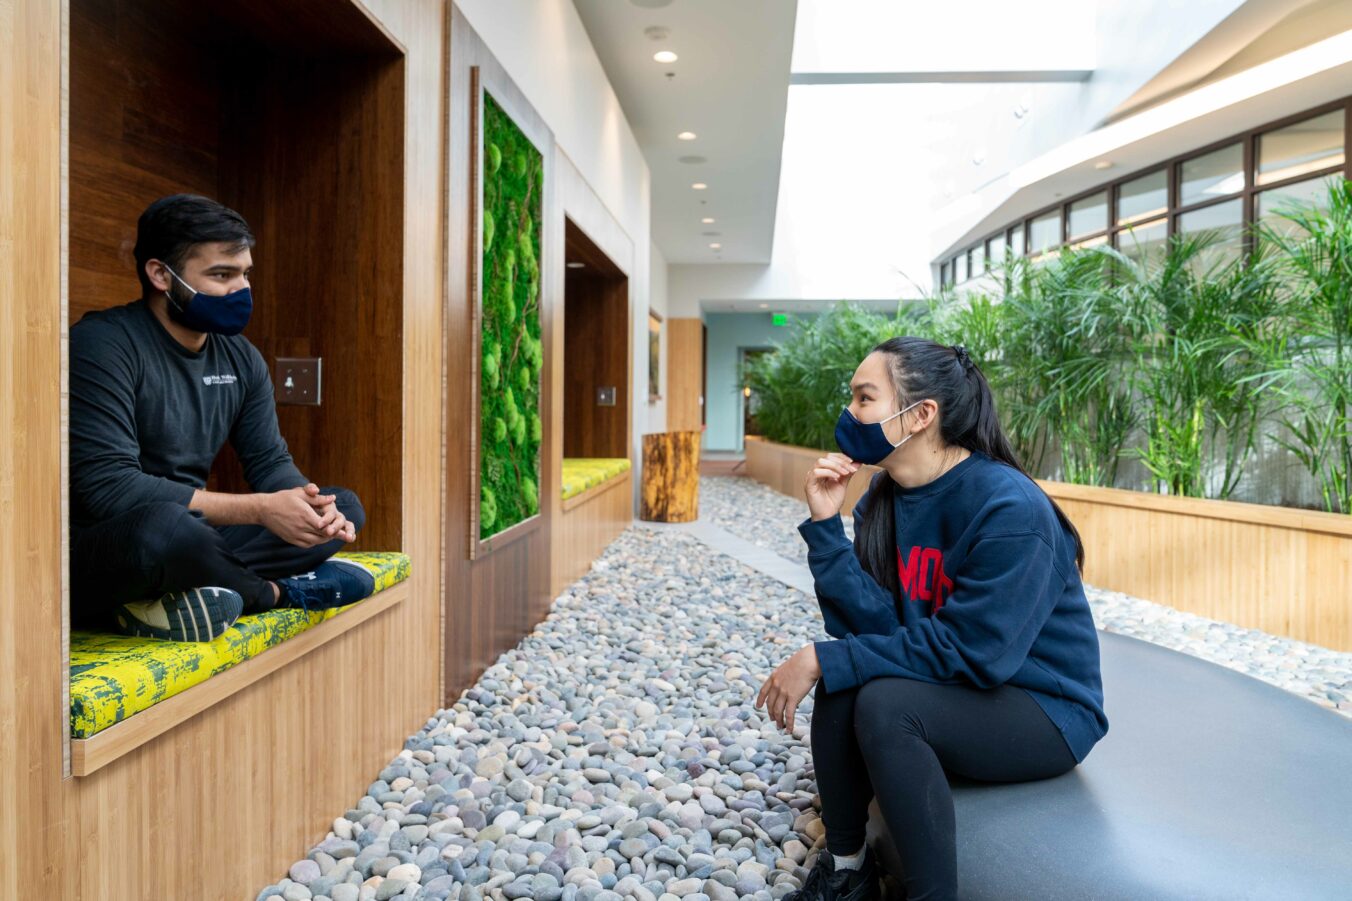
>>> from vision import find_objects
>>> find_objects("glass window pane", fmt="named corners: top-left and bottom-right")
top-left (1117, 169), bottom-right (1168, 226)
top-left (971, 244), bottom-right (986, 275)
top-left (1067, 191), bottom-right (1108, 239)
top-left (939, 261), bottom-right (950, 287)
top-left (1029, 210), bottom-right (1061, 254)
top-left (955, 252), bottom-right (967, 283)
top-left (1178, 198), bottom-right (1243, 269)
top-left (1180, 143), bottom-right (1244, 205)
top-left (987, 233), bottom-right (1006, 266)
top-left (1257, 109), bottom-right (1345, 186)
top-left (1116, 217), bottom-right (1167, 268)
top-left (1069, 234), bottom-right (1108, 250)
top-left (1009, 224), bottom-right (1025, 257)
top-left (1257, 174), bottom-right (1343, 239)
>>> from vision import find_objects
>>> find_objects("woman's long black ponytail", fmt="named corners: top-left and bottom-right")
top-left (854, 337), bottom-right (1085, 603)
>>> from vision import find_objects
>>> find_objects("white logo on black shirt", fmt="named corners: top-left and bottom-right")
top-left (202, 374), bottom-right (238, 386)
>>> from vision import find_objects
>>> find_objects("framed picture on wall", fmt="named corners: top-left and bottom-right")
top-left (466, 65), bottom-right (550, 559)
top-left (648, 310), bottom-right (662, 403)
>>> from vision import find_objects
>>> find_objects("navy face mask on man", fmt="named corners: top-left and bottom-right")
top-left (162, 263), bottom-right (253, 336)
top-left (834, 398), bottom-right (925, 465)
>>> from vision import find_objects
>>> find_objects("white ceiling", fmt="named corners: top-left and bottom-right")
top-left (572, 0), bottom-right (797, 265)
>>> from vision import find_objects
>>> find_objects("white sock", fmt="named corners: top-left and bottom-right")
top-left (833, 846), bottom-right (867, 871)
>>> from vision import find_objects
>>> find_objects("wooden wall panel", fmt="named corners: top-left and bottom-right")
top-left (550, 473), bottom-right (632, 599)
top-left (444, 6), bottom-right (555, 700)
top-left (563, 268), bottom-right (630, 459)
top-left (218, 53), bottom-right (407, 553)
top-left (67, 0), bottom-right (222, 324)
top-left (0, 0), bottom-right (446, 896)
top-left (745, 437), bottom-right (1352, 652)
top-left (666, 318), bottom-right (704, 433)
top-left (1, 0), bottom-right (65, 896)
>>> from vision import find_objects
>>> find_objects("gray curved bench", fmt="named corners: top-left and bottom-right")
top-left (865, 630), bottom-right (1352, 900)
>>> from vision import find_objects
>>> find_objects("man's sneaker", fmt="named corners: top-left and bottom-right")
top-left (276, 560), bottom-right (376, 613)
top-left (785, 848), bottom-right (881, 901)
top-left (114, 587), bottom-right (244, 642)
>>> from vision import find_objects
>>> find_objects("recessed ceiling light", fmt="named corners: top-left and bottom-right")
top-left (566, 262), bottom-right (585, 269)
top-left (701, 217), bottom-right (715, 224)
top-left (678, 131), bottom-right (697, 141)
top-left (1094, 160), bottom-right (1113, 170)
top-left (692, 183), bottom-right (707, 190)
top-left (758, 303), bottom-right (768, 309)
top-left (709, 243), bottom-right (721, 249)
top-left (653, 50), bottom-right (678, 64)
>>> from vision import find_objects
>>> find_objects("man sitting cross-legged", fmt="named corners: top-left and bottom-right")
top-left (69, 194), bottom-right (373, 641)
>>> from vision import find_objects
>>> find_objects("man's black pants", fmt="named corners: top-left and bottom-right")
top-left (810, 676), bottom-right (1078, 901)
top-left (70, 487), bottom-right (365, 627)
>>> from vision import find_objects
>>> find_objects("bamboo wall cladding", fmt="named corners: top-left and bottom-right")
top-left (666, 319), bottom-right (705, 433)
top-left (552, 473), bottom-right (633, 599)
top-left (745, 437), bottom-right (1352, 652)
top-left (641, 431), bottom-right (702, 522)
top-left (3, 0), bottom-right (446, 896)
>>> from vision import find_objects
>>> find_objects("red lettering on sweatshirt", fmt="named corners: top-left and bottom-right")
top-left (897, 545), bottom-right (953, 612)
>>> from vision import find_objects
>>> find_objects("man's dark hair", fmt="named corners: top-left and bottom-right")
top-left (133, 194), bottom-right (255, 297)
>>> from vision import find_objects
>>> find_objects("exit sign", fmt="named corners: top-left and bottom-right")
top-left (771, 312), bottom-right (789, 326)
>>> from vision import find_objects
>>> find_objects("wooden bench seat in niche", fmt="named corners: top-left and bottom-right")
top-left (69, 551), bottom-right (410, 739)
top-left (560, 458), bottom-right (631, 501)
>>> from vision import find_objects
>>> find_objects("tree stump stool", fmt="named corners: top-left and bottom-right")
top-left (641, 430), bottom-right (701, 522)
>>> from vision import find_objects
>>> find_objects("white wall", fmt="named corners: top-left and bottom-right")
top-left (454, 0), bottom-right (664, 510)
top-left (645, 240), bottom-right (669, 435)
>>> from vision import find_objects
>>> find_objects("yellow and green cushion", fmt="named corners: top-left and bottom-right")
top-left (561, 458), bottom-right (632, 501)
top-left (69, 551), bottom-right (410, 739)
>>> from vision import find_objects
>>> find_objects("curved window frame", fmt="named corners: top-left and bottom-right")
top-left (942, 96), bottom-right (1351, 283)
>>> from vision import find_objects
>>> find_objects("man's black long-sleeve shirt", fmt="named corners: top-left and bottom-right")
top-left (69, 298), bottom-right (306, 531)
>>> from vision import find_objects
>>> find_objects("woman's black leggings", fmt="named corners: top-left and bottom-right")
top-left (810, 677), bottom-right (1077, 901)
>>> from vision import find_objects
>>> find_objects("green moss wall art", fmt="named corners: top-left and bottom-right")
top-left (478, 92), bottom-right (544, 542)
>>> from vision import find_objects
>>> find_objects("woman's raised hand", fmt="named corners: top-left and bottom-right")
top-left (804, 452), bottom-right (861, 522)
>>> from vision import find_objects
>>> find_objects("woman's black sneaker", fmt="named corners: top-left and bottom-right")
top-left (785, 848), bottom-right (881, 901)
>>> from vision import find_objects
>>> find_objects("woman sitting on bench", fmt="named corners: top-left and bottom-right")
top-left (756, 337), bottom-right (1109, 901)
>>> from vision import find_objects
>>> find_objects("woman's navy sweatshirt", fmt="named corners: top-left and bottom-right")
top-left (798, 450), bottom-right (1108, 763)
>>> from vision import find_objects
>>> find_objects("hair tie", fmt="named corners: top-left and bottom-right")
top-left (952, 344), bottom-right (974, 373)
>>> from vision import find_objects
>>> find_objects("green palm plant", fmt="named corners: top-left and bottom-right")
top-left (1255, 179), bottom-right (1352, 514)
top-left (1107, 229), bottom-right (1279, 498)
top-left (744, 303), bottom-right (901, 450)
top-left (988, 249), bottom-right (1136, 485)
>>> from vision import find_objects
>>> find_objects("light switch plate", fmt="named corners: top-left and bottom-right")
top-left (275, 357), bottom-right (322, 406)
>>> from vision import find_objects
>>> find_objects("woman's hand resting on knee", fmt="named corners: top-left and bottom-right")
top-left (756, 645), bottom-right (821, 733)
top-left (805, 453), bottom-right (861, 521)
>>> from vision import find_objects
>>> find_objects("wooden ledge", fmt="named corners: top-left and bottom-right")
top-left (1037, 479), bottom-right (1352, 538)
top-left (561, 469), bottom-right (631, 513)
top-left (71, 580), bottom-right (411, 776)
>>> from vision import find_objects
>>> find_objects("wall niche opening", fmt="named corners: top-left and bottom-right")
top-left (69, 0), bottom-right (407, 553)
top-left (562, 218), bottom-right (629, 460)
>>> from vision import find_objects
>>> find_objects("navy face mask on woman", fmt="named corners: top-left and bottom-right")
top-left (834, 398), bottom-right (924, 465)
top-left (163, 264), bottom-right (253, 336)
